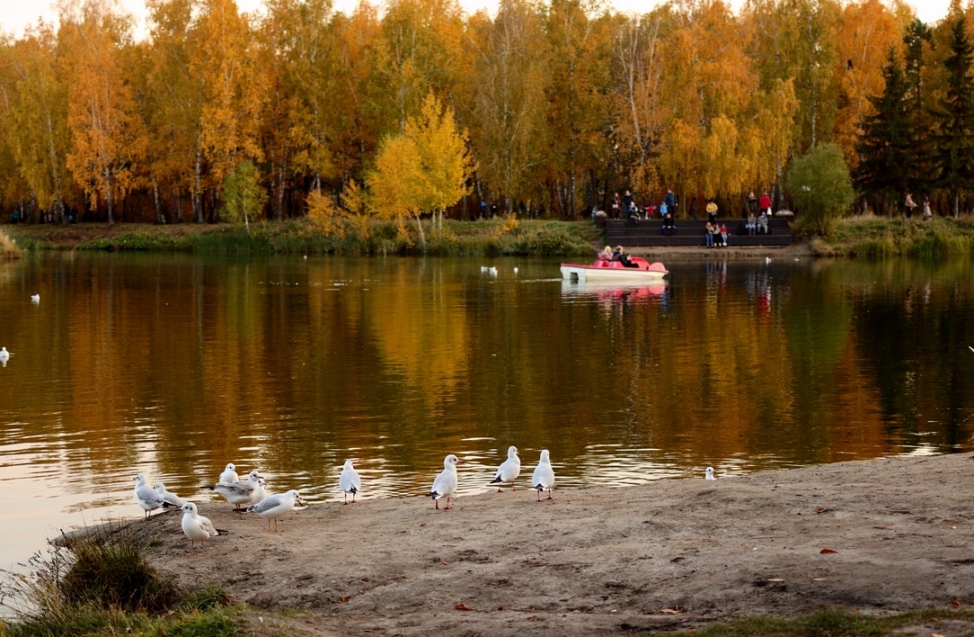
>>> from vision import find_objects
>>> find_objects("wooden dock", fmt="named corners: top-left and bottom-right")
top-left (604, 217), bottom-right (793, 248)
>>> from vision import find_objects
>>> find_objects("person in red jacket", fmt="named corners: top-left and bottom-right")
top-left (759, 192), bottom-right (772, 216)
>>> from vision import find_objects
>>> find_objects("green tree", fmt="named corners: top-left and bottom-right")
top-left (788, 143), bottom-right (853, 234)
top-left (220, 160), bottom-right (267, 232)
top-left (931, 16), bottom-right (974, 216)
top-left (854, 47), bottom-right (914, 215)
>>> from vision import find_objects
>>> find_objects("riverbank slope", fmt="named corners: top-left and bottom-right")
top-left (107, 452), bottom-right (974, 636)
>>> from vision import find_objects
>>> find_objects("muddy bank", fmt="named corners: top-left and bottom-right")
top-left (96, 452), bottom-right (974, 636)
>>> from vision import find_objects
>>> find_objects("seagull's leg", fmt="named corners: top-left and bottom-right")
top-left (352, 493), bottom-right (356, 503)
top-left (344, 493), bottom-right (348, 505)
top-left (497, 486), bottom-right (503, 493)
top-left (435, 499), bottom-right (440, 510)
top-left (536, 489), bottom-right (541, 502)
top-left (511, 482), bottom-right (516, 491)
top-left (444, 496), bottom-right (452, 510)
top-left (547, 488), bottom-right (553, 501)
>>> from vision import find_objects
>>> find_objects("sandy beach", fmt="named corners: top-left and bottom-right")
top-left (99, 452), bottom-right (974, 636)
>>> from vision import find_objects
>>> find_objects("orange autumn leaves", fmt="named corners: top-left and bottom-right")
top-left (0, 0), bottom-right (952, 223)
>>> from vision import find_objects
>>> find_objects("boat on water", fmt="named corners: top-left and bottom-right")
top-left (560, 257), bottom-right (668, 283)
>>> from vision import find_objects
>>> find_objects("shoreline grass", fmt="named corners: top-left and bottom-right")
top-left (4, 217), bottom-right (598, 257)
top-left (6, 215), bottom-right (974, 259)
top-left (0, 530), bottom-right (238, 637)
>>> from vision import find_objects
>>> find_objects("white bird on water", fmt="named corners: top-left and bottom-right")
top-left (154, 482), bottom-right (186, 507)
top-left (181, 502), bottom-right (227, 553)
top-left (705, 467), bottom-right (716, 481)
top-left (134, 474), bottom-right (175, 519)
top-left (489, 446), bottom-right (521, 492)
top-left (218, 463), bottom-right (239, 484)
top-left (531, 449), bottom-right (555, 501)
top-left (429, 454), bottom-right (461, 510)
top-left (247, 489), bottom-right (305, 532)
top-left (201, 469), bottom-right (263, 510)
top-left (0, 347), bottom-right (10, 367)
top-left (339, 460), bottom-right (361, 504)
top-left (488, 267), bottom-right (498, 276)
top-left (30, 294), bottom-right (39, 304)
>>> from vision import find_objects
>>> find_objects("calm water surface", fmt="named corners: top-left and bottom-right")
top-left (1, 252), bottom-right (973, 570)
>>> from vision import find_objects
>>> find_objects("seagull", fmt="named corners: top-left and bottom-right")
top-left (154, 482), bottom-right (186, 507)
top-left (339, 460), bottom-right (361, 504)
top-left (218, 463), bottom-right (239, 484)
top-left (30, 294), bottom-right (39, 304)
top-left (134, 474), bottom-right (175, 519)
top-left (480, 266), bottom-right (488, 272)
top-left (0, 347), bottom-right (10, 366)
top-left (180, 502), bottom-right (227, 553)
top-left (489, 446), bottom-right (521, 492)
top-left (246, 489), bottom-right (305, 532)
top-left (969, 346), bottom-right (974, 353)
top-left (765, 257), bottom-right (771, 264)
top-left (201, 469), bottom-right (263, 510)
top-left (514, 267), bottom-right (518, 274)
top-left (488, 267), bottom-right (498, 276)
top-left (429, 454), bottom-right (461, 510)
top-left (531, 449), bottom-right (555, 501)
top-left (705, 467), bottom-right (716, 481)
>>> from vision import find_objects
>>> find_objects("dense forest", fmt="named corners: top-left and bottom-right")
top-left (0, 0), bottom-right (972, 226)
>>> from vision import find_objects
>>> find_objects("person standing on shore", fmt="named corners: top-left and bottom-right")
top-left (905, 193), bottom-right (917, 219)
top-left (664, 190), bottom-right (677, 218)
top-left (922, 195), bottom-right (932, 220)
top-left (759, 192), bottom-right (772, 216)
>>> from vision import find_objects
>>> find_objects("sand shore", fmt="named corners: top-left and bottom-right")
top-left (110, 452), bottom-right (974, 636)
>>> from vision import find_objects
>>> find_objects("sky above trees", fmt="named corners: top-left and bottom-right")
top-left (0, 0), bottom-right (952, 39)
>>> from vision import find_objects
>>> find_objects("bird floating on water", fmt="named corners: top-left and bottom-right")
top-left (30, 294), bottom-right (39, 304)
top-left (0, 347), bottom-right (10, 366)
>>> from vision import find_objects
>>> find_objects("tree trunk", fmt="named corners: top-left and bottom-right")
top-left (193, 145), bottom-right (204, 223)
top-left (105, 169), bottom-right (115, 225)
top-left (414, 214), bottom-right (426, 249)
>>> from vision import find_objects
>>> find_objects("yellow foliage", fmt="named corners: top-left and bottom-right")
top-left (500, 213), bottom-right (519, 234)
top-left (307, 190), bottom-right (345, 237)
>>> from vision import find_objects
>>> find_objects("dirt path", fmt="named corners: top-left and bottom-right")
top-left (117, 453), bottom-right (974, 636)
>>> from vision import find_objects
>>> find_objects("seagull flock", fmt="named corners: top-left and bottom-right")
top-left (133, 448), bottom-right (572, 552)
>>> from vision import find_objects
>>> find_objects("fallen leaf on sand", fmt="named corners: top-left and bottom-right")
top-left (658, 608), bottom-right (683, 615)
top-left (455, 603), bottom-right (472, 611)
top-left (671, 556), bottom-right (685, 563)
top-left (820, 548), bottom-right (838, 554)
top-left (950, 599), bottom-right (961, 607)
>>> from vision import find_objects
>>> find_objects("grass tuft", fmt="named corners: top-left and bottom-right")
top-left (0, 529), bottom-right (240, 637)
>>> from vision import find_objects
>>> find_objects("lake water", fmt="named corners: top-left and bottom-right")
top-left (1, 252), bottom-right (973, 571)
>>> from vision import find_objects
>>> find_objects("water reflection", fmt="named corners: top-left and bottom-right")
top-left (1, 254), bottom-right (974, 572)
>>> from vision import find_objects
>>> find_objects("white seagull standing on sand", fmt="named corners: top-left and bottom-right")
top-left (705, 467), bottom-right (716, 481)
top-left (489, 446), bottom-right (521, 492)
top-left (247, 489), bottom-right (305, 532)
top-left (180, 502), bottom-right (227, 553)
top-left (201, 469), bottom-right (263, 510)
top-left (134, 474), bottom-right (175, 518)
top-left (531, 449), bottom-right (555, 501)
top-left (218, 463), bottom-right (239, 484)
top-left (429, 454), bottom-right (461, 510)
top-left (339, 460), bottom-right (361, 504)
top-left (154, 482), bottom-right (186, 507)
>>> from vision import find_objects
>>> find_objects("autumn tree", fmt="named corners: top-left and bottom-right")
top-left (193, 0), bottom-right (267, 221)
top-left (463, 0), bottom-right (549, 212)
top-left (2, 24), bottom-right (71, 221)
top-left (61, 0), bottom-right (146, 225)
top-left (788, 143), bottom-right (853, 234)
top-left (368, 93), bottom-right (474, 247)
top-left (220, 160), bottom-right (267, 231)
